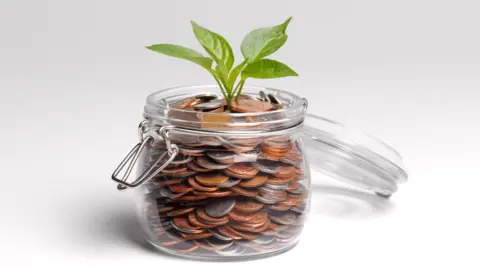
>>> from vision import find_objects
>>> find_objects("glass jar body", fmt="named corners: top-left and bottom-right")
top-left (133, 126), bottom-right (311, 260)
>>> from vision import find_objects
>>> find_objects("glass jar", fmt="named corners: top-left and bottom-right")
top-left (111, 85), bottom-right (408, 260)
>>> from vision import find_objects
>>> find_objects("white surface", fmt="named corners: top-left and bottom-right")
top-left (1, 0), bottom-right (479, 268)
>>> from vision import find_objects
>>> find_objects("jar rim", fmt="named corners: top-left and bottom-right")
top-left (144, 84), bottom-right (307, 132)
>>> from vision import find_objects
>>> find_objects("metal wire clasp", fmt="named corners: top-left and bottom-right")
top-left (111, 122), bottom-right (178, 191)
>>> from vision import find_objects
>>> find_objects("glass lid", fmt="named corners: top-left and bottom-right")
top-left (302, 113), bottom-right (408, 196)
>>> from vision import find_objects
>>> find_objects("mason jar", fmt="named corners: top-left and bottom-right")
top-left (111, 85), bottom-right (408, 260)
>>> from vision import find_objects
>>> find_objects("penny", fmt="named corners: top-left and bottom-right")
top-left (159, 239), bottom-right (183, 246)
top-left (175, 97), bottom-right (196, 109)
top-left (238, 175), bottom-right (268, 188)
top-left (267, 93), bottom-right (280, 104)
top-left (266, 177), bottom-right (292, 185)
top-left (278, 195), bottom-right (301, 207)
top-left (217, 226), bottom-right (243, 240)
top-left (168, 183), bottom-right (193, 194)
top-left (205, 198), bottom-right (236, 217)
top-left (252, 160), bottom-right (281, 174)
top-left (231, 99), bottom-right (273, 113)
top-left (252, 235), bottom-right (275, 245)
top-left (225, 164), bottom-right (259, 179)
top-left (199, 113), bottom-right (232, 129)
top-left (226, 227), bottom-right (259, 241)
top-left (160, 166), bottom-right (188, 174)
top-left (234, 199), bottom-right (264, 213)
top-left (166, 207), bottom-right (195, 217)
top-left (247, 211), bottom-right (268, 225)
top-left (270, 212), bottom-right (297, 225)
top-left (158, 206), bottom-right (175, 213)
top-left (159, 188), bottom-right (188, 199)
top-left (180, 232), bottom-right (213, 240)
top-left (171, 217), bottom-right (205, 234)
top-left (205, 238), bottom-right (234, 250)
top-left (193, 189), bottom-right (232, 197)
top-left (169, 171), bottom-right (197, 178)
top-left (187, 162), bottom-right (213, 172)
top-left (196, 208), bottom-right (229, 224)
top-left (227, 209), bottom-right (257, 222)
top-left (170, 195), bottom-right (207, 201)
top-left (196, 156), bottom-right (231, 170)
top-left (193, 240), bottom-right (218, 251)
top-left (188, 212), bottom-right (218, 229)
top-left (175, 244), bottom-right (200, 253)
top-left (230, 186), bottom-right (258, 197)
top-left (218, 177), bottom-right (241, 188)
top-left (179, 147), bottom-right (205, 156)
top-left (274, 166), bottom-right (296, 179)
top-left (288, 183), bottom-right (306, 195)
top-left (208, 229), bottom-right (233, 241)
top-left (195, 173), bottom-right (229, 186)
top-left (231, 218), bottom-right (270, 233)
top-left (187, 177), bottom-right (219, 192)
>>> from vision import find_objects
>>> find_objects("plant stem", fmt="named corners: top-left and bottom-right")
top-left (209, 70), bottom-right (228, 98)
top-left (234, 79), bottom-right (246, 102)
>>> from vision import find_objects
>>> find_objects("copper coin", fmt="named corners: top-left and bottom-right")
top-left (180, 232), bottom-right (212, 240)
top-left (170, 195), bottom-right (207, 201)
top-left (266, 177), bottom-right (292, 185)
top-left (274, 166), bottom-right (296, 179)
top-left (195, 173), bottom-right (229, 186)
top-left (267, 221), bottom-right (289, 232)
top-left (224, 227), bottom-right (259, 241)
top-left (187, 162), bottom-right (213, 172)
top-left (238, 175), bottom-right (268, 188)
top-left (288, 183), bottom-right (306, 195)
top-left (278, 194), bottom-right (301, 207)
top-left (193, 189), bottom-right (232, 197)
top-left (231, 99), bottom-right (273, 113)
top-left (196, 156), bottom-right (231, 170)
top-left (206, 151), bottom-right (236, 164)
top-left (160, 166), bottom-right (188, 174)
top-left (188, 212), bottom-right (218, 229)
top-left (179, 147), bottom-right (205, 156)
top-left (175, 97), bottom-right (196, 109)
top-left (208, 229), bottom-right (233, 241)
top-left (225, 164), bottom-right (259, 179)
top-left (230, 186), bottom-right (258, 197)
top-left (218, 177), bottom-right (241, 188)
top-left (166, 207), bottom-right (195, 217)
top-left (159, 239), bottom-right (183, 246)
top-left (175, 244), bottom-right (200, 253)
top-left (171, 217), bottom-right (205, 234)
top-left (217, 225), bottom-right (243, 240)
top-left (193, 240), bottom-right (218, 251)
top-left (231, 218), bottom-right (270, 233)
top-left (295, 167), bottom-right (304, 175)
top-left (227, 209), bottom-right (257, 222)
top-left (188, 177), bottom-right (219, 192)
top-left (169, 170), bottom-right (197, 178)
top-left (196, 208), bottom-right (229, 224)
top-left (247, 211), bottom-right (269, 225)
top-left (234, 200), bottom-right (264, 213)
top-left (168, 183), bottom-right (193, 194)
top-left (199, 113), bottom-right (232, 129)
top-left (159, 188), bottom-right (188, 199)
top-left (158, 206), bottom-right (175, 213)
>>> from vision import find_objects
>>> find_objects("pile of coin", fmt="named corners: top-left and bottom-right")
top-left (139, 92), bottom-right (308, 256)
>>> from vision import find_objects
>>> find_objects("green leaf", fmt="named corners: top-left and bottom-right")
top-left (241, 59), bottom-right (298, 79)
top-left (227, 60), bottom-right (247, 90)
top-left (191, 21), bottom-right (235, 72)
top-left (146, 44), bottom-right (213, 70)
top-left (241, 17), bottom-right (292, 62)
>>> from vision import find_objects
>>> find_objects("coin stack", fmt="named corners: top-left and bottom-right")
top-left (140, 93), bottom-right (308, 256)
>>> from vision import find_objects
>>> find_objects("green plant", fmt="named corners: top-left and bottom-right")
top-left (146, 17), bottom-right (298, 110)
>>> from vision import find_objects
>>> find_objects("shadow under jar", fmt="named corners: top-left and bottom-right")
top-left (112, 85), bottom-right (408, 260)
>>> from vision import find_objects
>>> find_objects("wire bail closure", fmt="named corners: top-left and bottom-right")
top-left (111, 121), bottom-right (178, 191)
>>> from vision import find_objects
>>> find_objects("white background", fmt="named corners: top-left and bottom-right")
top-left (1, 0), bottom-right (479, 268)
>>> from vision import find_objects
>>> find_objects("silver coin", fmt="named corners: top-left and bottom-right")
top-left (235, 147), bottom-right (260, 163)
top-left (195, 156), bottom-right (231, 170)
top-left (170, 220), bottom-right (201, 234)
top-left (267, 93), bottom-right (280, 104)
top-left (259, 91), bottom-right (269, 102)
top-left (170, 155), bottom-right (193, 165)
top-left (290, 206), bottom-right (305, 214)
top-left (205, 198), bottom-right (236, 217)
top-left (179, 147), bottom-right (205, 155)
top-left (159, 188), bottom-right (187, 199)
top-left (251, 235), bottom-right (275, 245)
top-left (255, 194), bottom-right (278, 204)
top-left (208, 229), bottom-right (233, 241)
top-left (276, 234), bottom-right (297, 243)
top-left (218, 177), bottom-right (241, 188)
top-left (206, 151), bottom-right (236, 164)
top-left (206, 238), bottom-right (234, 250)
top-left (260, 186), bottom-right (287, 195)
top-left (195, 92), bottom-right (218, 102)
top-left (253, 160), bottom-right (281, 174)
top-left (215, 244), bottom-right (239, 255)
top-left (270, 212), bottom-right (297, 225)
top-left (193, 99), bottom-right (223, 111)
top-left (264, 183), bottom-right (289, 191)
top-left (275, 231), bottom-right (295, 239)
